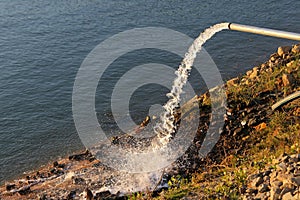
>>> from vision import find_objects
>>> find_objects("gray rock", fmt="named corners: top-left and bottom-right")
top-left (281, 192), bottom-right (294, 200)
top-left (263, 170), bottom-right (272, 177)
top-left (277, 46), bottom-right (292, 57)
top-left (292, 44), bottom-right (300, 54)
top-left (291, 176), bottom-right (300, 186)
top-left (278, 162), bottom-right (287, 172)
top-left (290, 154), bottom-right (300, 162)
top-left (282, 155), bottom-right (290, 163)
top-left (280, 187), bottom-right (294, 196)
top-left (5, 183), bottom-right (15, 191)
top-left (263, 175), bottom-right (270, 183)
top-left (246, 188), bottom-right (258, 194)
top-left (282, 73), bottom-right (296, 87)
top-left (271, 180), bottom-right (283, 188)
top-left (258, 183), bottom-right (269, 193)
top-left (270, 188), bottom-right (281, 200)
top-left (254, 192), bottom-right (267, 200)
top-left (252, 177), bottom-right (264, 187)
top-left (287, 166), bottom-right (295, 173)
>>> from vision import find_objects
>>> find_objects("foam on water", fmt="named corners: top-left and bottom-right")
top-left (94, 23), bottom-right (229, 194)
top-left (154, 23), bottom-right (229, 145)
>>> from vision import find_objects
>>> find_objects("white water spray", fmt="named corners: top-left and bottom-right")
top-left (154, 23), bottom-right (229, 144)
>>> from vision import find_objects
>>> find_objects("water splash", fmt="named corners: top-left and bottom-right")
top-left (154, 23), bottom-right (229, 144)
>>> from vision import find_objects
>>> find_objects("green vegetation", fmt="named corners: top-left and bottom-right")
top-left (151, 55), bottom-right (300, 199)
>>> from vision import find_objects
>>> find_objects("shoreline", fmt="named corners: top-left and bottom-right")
top-left (1, 43), bottom-right (299, 199)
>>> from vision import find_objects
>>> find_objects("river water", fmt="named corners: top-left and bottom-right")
top-left (0, 0), bottom-right (299, 183)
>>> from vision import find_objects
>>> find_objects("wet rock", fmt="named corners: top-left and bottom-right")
top-left (83, 188), bottom-right (93, 200)
top-left (37, 193), bottom-right (48, 200)
top-left (18, 185), bottom-right (31, 195)
top-left (57, 163), bottom-right (65, 169)
top-left (66, 190), bottom-right (76, 200)
top-left (50, 168), bottom-right (57, 174)
top-left (277, 46), bottom-right (291, 57)
top-left (72, 177), bottom-right (86, 185)
top-left (5, 183), bottom-right (16, 191)
top-left (53, 161), bottom-right (59, 167)
top-left (95, 190), bottom-right (111, 199)
top-left (69, 150), bottom-right (95, 162)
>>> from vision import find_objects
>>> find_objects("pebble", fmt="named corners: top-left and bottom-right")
top-left (281, 192), bottom-right (294, 200)
top-left (243, 154), bottom-right (300, 200)
top-left (277, 46), bottom-right (292, 57)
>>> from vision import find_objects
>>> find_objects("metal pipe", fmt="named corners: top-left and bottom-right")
top-left (228, 23), bottom-right (300, 41)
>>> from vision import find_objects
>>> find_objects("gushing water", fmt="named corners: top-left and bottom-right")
top-left (93, 23), bottom-right (229, 194)
top-left (154, 23), bottom-right (229, 144)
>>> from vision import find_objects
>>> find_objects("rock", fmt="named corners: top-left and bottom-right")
top-left (254, 192), bottom-right (267, 200)
top-left (286, 61), bottom-right (295, 68)
top-left (289, 154), bottom-right (300, 162)
top-left (57, 163), bottom-right (65, 169)
top-left (227, 77), bottom-right (239, 86)
top-left (280, 187), bottom-right (294, 196)
top-left (72, 177), bottom-right (86, 185)
top-left (38, 193), bottom-right (48, 200)
top-left (251, 177), bottom-right (264, 187)
top-left (277, 162), bottom-right (287, 172)
top-left (282, 73), bottom-right (296, 87)
top-left (263, 175), bottom-right (270, 183)
top-left (248, 118), bottom-right (258, 126)
top-left (83, 188), bottom-right (93, 200)
top-left (270, 188), bottom-right (281, 200)
top-left (233, 127), bottom-right (242, 136)
top-left (69, 150), bottom-right (95, 161)
top-left (258, 183), bottom-right (269, 193)
top-left (291, 176), bottom-right (300, 186)
top-left (292, 44), bottom-right (300, 54)
top-left (95, 190), bottom-right (111, 199)
top-left (246, 188), bottom-right (258, 194)
top-left (281, 192), bottom-right (294, 200)
top-left (282, 155), bottom-right (290, 163)
top-left (263, 170), bottom-right (272, 177)
top-left (287, 166), bottom-right (295, 173)
top-left (277, 46), bottom-right (292, 57)
top-left (53, 161), bottom-right (59, 167)
top-left (271, 180), bottom-right (283, 188)
top-left (18, 185), bottom-right (31, 195)
top-left (249, 67), bottom-right (259, 79)
top-left (66, 190), bottom-right (76, 200)
top-left (5, 183), bottom-right (16, 191)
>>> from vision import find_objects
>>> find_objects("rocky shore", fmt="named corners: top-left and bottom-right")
top-left (0, 43), bottom-right (299, 200)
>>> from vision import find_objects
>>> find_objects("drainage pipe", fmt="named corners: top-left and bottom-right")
top-left (228, 23), bottom-right (300, 41)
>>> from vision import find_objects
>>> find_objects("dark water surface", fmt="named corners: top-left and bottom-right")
top-left (0, 0), bottom-right (299, 183)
